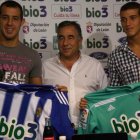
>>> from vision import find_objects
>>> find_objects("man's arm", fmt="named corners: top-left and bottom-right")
top-left (29, 77), bottom-right (42, 85)
top-left (79, 98), bottom-right (87, 110)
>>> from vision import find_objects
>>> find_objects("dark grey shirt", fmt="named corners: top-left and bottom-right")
top-left (0, 42), bottom-right (42, 84)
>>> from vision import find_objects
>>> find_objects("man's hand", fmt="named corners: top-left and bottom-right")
top-left (79, 98), bottom-right (87, 109)
top-left (55, 85), bottom-right (68, 92)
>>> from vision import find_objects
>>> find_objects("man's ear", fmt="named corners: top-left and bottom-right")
top-left (21, 18), bottom-right (25, 26)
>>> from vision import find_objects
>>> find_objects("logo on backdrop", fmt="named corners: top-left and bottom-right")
top-left (87, 36), bottom-right (109, 49)
top-left (51, 4), bottom-right (81, 19)
top-left (23, 5), bottom-right (47, 18)
top-left (23, 37), bottom-right (47, 50)
top-left (116, 23), bottom-right (123, 33)
top-left (23, 22), bottom-right (30, 34)
top-left (113, 4), bottom-right (121, 19)
top-left (94, 22), bottom-right (111, 32)
top-left (86, 5), bottom-right (108, 18)
top-left (85, 0), bottom-right (107, 2)
top-left (86, 22), bottom-right (93, 34)
top-left (118, 37), bottom-right (127, 45)
top-left (116, 0), bottom-right (137, 2)
top-left (89, 52), bottom-right (108, 60)
top-left (53, 36), bottom-right (58, 50)
top-left (54, 0), bottom-right (77, 2)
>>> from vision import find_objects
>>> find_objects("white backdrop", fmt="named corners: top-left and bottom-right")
top-left (0, 0), bottom-right (139, 69)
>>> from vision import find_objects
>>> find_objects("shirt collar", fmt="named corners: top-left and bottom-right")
top-left (56, 52), bottom-right (82, 65)
top-left (120, 41), bottom-right (138, 59)
top-left (120, 41), bottom-right (131, 52)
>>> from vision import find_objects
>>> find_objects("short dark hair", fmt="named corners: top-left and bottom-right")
top-left (0, 0), bottom-right (23, 19)
top-left (120, 2), bottom-right (140, 15)
top-left (57, 21), bottom-right (83, 38)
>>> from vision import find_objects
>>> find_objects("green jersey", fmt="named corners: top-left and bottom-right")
top-left (78, 82), bottom-right (140, 140)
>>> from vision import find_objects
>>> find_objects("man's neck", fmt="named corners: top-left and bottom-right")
top-left (128, 32), bottom-right (140, 46)
top-left (128, 36), bottom-right (140, 58)
top-left (0, 39), bottom-right (19, 47)
top-left (60, 52), bottom-right (80, 71)
top-left (128, 35), bottom-right (140, 47)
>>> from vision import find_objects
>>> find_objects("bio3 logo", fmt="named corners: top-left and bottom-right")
top-left (86, 0), bottom-right (107, 2)
top-left (116, 23), bottom-right (123, 33)
top-left (60, 6), bottom-right (73, 12)
top-left (116, 0), bottom-right (137, 2)
top-left (23, 37), bottom-right (47, 50)
top-left (87, 36), bottom-right (109, 48)
top-left (0, 116), bottom-right (38, 139)
top-left (111, 112), bottom-right (140, 134)
top-left (22, 0), bottom-right (44, 1)
top-left (86, 5), bottom-right (108, 18)
top-left (54, 0), bottom-right (77, 2)
top-left (23, 5), bottom-right (47, 17)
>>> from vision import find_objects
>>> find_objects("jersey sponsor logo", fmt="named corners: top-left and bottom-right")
top-left (107, 105), bottom-right (115, 111)
top-left (53, 90), bottom-right (69, 105)
top-left (78, 109), bottom-right (89, 129)
top-left (0, 116), bottom-right (38, 139)
top-left (35, 107), bottom-right (43, 118)
top-left (111, 111), bottom-right (140, 135)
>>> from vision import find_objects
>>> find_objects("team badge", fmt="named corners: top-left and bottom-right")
top-left (35, 107), bottom-right (42, 118)
top-left (86, 21), bottom-right (93, 33)
top-left (23, 22), bottom-right (30, 34)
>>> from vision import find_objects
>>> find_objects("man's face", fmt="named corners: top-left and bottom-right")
top-left (0, 5), bottom-right (24, 41)
top-left (120, 8), bottom-right (140, 38)
top-left (57, 25), bottom-right (82, 60)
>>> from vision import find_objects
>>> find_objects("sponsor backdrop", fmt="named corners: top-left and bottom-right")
top-left (0, 0), bottom-right (139, 69)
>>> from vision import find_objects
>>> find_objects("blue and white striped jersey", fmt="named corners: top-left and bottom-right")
top-left (0, 82), bottom-right (74, 140)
